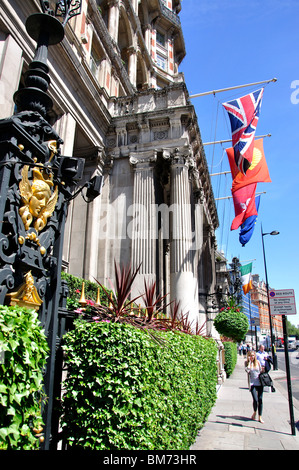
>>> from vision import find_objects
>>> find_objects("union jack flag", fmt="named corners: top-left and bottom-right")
top-left (223, 88), bottom-right (264, 175)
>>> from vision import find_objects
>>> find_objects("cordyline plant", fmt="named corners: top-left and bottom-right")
top-left (77, 261), bottom-right (207, 338)
top-left (90, 262), bottom-right (141, 319)
top-left (155, 299), bottom-right (207, 336)
top-left (142, 278), bottom-right (170, 322)
top-left (154, 299), bottom-right (191, 333)
top-left (86, 262), bottom-right (168, 343)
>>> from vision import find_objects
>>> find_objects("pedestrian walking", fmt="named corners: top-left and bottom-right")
top-left (256, 343), bottom-right (274, 373)
top-left (256, 344), bottom-right (268, 367)
top-left (245, 351), bottom-right (264, 423)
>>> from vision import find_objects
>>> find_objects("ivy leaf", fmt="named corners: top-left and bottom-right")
top-left (8, 339), bottom-right (19, 351)
top-left (0, 305), bottom-right (48, 450)
top-left (6, 406), bottom-right (16, 416)
top-left (134, 398), bottom-right (142, 407)
top-left (0, 394), bottom-right (7, 407)
top-left (0, 428), bottom-right (8, 440)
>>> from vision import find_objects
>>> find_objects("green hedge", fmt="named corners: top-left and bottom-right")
top-left (61, 272), bottom-right (108, 310)
top-left (223, 342), bottom-right (237, 377)
top-left (0, 306), bottom-right (49, 450)
top-left (61, 320), bottom-right (218, 450)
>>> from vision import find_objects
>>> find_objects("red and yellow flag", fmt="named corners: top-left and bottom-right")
top-left (226, 138), bottom-right (271, 193)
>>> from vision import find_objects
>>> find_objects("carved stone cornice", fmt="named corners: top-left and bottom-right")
top-left (95, 147), bottom-right (106, 167)
top-left (103, 154), bottom-right (114, 174)
top-left (194, 187), bottom-right (204, 204)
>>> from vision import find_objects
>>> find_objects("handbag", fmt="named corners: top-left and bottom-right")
top-left (259, 371), bottom-right (275, 392)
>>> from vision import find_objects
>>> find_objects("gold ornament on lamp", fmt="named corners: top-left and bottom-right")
top-left (19, 165), bottom-right (58, 233)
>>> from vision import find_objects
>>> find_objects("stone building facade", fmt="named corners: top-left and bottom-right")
top-left (0, 0), bottom-right (219, 330)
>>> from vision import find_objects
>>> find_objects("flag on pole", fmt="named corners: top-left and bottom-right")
top-left (223, 88), bottom-right (264, 175)
top-left (226, 139), bottom-right (271, 192)
top-left (231, 182), bottom-right (258, 230)
top-left (240, 262), bottom-right (253, 294)
top-left (239, 195), bottom-right (261, 246)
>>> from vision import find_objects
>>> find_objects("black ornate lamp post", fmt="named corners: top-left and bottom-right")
top-left (0, 1), bottom-right (101, 450)
top-left (261, 226), bottom-right (279, 369)
top-left (229, 257), bottom-right (242, 302)
top-left (14, 1), bottom-right (81, 117)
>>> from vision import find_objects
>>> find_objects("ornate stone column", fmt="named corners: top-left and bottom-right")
top-left (202, 223), bottom-right (217, 336)
top-left (144, 24), bottom-right (151, 53)
top-left (127, 46), bottom-right (137, 87)
top-left (129, 151), bottom-right (157, 297)
top-left (169, 148), bottom-right (199, 325)
top-left (193, 184), bottom-right (206, 324)
top-left (107, 0), bottom-right (120, 42)
top-left (83, 149), bottom-right (105, 281)
top-left (131, 0), bottom-right (139, 14)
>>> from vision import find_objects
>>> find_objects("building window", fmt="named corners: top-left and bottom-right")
top-left (156, 30), bottom-right (166, 47)
top-left (156, 53), bottom-right (167, 71)
top-left (90, 51), bottom-right (100, 79)
top-left (89, 39), bottom-right (104, 83)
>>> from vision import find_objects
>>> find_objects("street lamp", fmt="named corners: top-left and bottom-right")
top-left (229, 257), bottom-right (242, 302)
top-left (261, 225), bottom-right (280, 369)
top-left (1, 1), bottom-right (85, 450)
top-left (14, 1), bottom-right (82, 117)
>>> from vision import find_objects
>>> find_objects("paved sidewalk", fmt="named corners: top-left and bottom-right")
top-left (190, 355), bottom-right (299, 450)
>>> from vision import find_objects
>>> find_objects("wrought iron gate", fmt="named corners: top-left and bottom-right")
top-left (0, 2), bottom-right (99, 449)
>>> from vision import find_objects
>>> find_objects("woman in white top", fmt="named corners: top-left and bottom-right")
top-left (245, 351), bottom-right (264, 423)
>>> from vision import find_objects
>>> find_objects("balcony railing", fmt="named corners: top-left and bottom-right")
top-left (158, 0), bottom-right (181, 27)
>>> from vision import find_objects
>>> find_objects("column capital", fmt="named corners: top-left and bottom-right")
top-left (127, 45), bottom-right (137, 56)
top-left (129, 150), bottom-right (157, 169)
top-left (107, 0), bottom-right (119, 8)
top-left (170, 146), bottom-right (194, 169)
top-left (161, 148), bottom-right (171, 160)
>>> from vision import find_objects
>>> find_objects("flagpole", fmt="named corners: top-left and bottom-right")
top-left (203, 134), bottom-right (271, 146)
top-left (210, 171), bottom-right (231, 176)
top-left (189, 78), bottom-right (277, 99)
top-left (261, 224), bottom-right (278, 369)
top-left (249, 293), bottom-right (253, 346)
top-left (239, 259), bottom-right (256, 263)
top-left (215, 191), bottom-right (266, 201)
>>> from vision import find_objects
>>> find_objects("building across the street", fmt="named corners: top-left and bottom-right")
top-left (251, 274), bottom-right (283, 343)
top-left (241, 291), bottom-right (260, 348)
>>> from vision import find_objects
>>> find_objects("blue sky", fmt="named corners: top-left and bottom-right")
top-left (179, 0), bottom-right (299, 327)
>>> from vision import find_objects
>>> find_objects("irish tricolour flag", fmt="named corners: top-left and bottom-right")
top-left (240, 262), bottom-right (253, 294)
